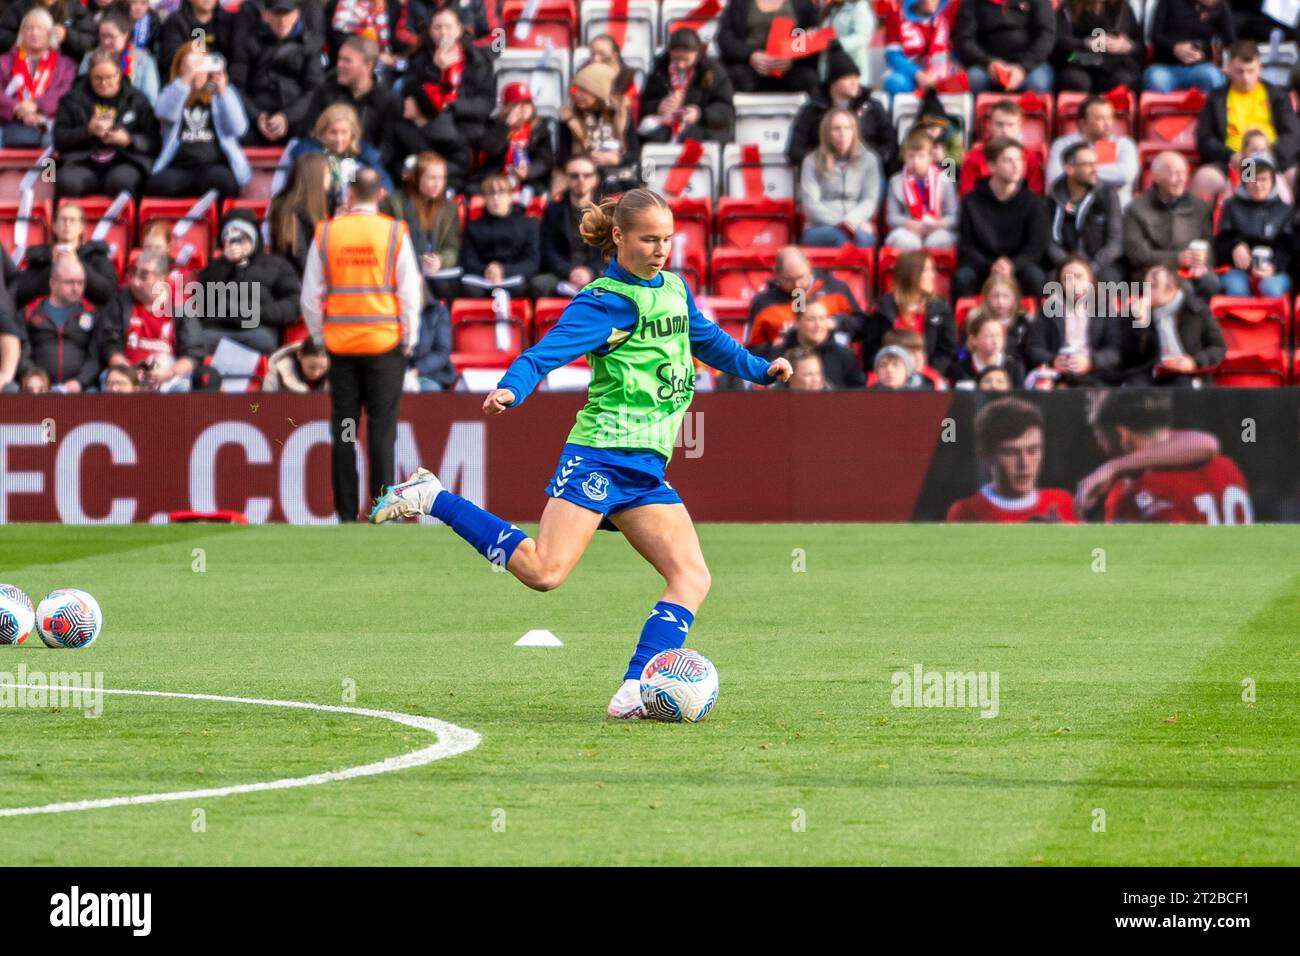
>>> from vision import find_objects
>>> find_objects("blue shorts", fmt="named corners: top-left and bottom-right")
top-left (545, 443), bottom-right (682, 531)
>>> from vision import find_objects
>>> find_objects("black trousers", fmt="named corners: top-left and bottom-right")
top-left (145, 164), bottom-right (240, 202)
top-left (327, 346), bottom-right (406, 522)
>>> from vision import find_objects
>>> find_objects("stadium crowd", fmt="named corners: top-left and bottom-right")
top-left (0, 0), bottom-right (1296, 395)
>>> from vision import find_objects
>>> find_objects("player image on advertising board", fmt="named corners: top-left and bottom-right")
top-left (946, 398), bottom-right (1079, 523)
top-left (1077, 391), bottom-right (1255, 524)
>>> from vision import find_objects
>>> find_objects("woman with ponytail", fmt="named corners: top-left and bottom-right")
top-left (371, 188), bottom-right (794, 720)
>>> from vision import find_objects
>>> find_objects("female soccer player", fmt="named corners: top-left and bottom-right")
top-left (370, 188), bottom-right (792, 718)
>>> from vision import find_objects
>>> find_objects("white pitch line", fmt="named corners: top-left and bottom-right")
top-left (0, 685), bottom-right (481, 818)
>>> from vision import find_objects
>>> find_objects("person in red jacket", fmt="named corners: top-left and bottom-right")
top-left (947, 396), bottom-right (1078, 522)
top-left (1079, 390), bottom-right (1253, 523)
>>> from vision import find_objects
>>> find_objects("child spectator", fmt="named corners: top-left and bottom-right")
top-left (472, 83), bottom-right (554, 200)
top-left (882, 0), bottom-right (960, 99)
top-left (460, 173), bottom-right (540, 297)
top-left (885, 129), bottom-right (959, 249)
top-left (265, 336), bottom-right (330, 392)
top-left (965, 273), bottom-right (1035, 366)
top-left (952, 312), bottom-right (1026, 387)
top-left (1214, 150), bottom-right (1292, 297)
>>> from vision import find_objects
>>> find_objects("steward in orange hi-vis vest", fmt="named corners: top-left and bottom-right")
top-left (316, 213), bottom-right (409, 355)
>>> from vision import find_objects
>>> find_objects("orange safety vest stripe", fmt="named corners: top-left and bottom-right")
top-left (317, 213), bottom-right (407, 354)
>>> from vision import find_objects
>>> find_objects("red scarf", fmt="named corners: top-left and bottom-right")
top-left (14, 48), bottom-right (55, 100)
top-left (903, 166), bottom-right (944, 221)
top-left (422, 58), bottom-right (463, 112)
top-left (895, 299), bottom-right (926, 334)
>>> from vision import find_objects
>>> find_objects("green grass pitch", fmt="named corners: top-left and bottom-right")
top-left (1, 523), bottom-right (1296, 866)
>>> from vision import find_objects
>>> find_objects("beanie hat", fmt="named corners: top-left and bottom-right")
top-left (825, 48), bottom-right (860, 87)
top-left (874, 344), bottom-right (915, 376)
top-left (572, 62), bottom-right (617, 103)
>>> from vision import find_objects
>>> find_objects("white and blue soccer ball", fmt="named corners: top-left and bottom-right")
top-left (0, 584), bottom-right (35, 645)
top-left (640, 648), bottom-right (719, 723)
top-left (36, 588), bottom-right (103, 649)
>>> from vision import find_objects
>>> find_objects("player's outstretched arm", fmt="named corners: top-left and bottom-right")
top-left (483, 389), bottom-right (516, 415)
top-left (1075, 429), bottom-right (1221, 514)
top-left (493, 292), bottom-right (632, 410)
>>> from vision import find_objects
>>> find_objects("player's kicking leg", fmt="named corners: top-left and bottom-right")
top-left (605, 503), bottom-right (711, 720)
top-left (371, 469), bottom-right (601, 588)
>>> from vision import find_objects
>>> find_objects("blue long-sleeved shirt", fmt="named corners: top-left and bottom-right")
top-left (497, 260), bottom-right (776, 407)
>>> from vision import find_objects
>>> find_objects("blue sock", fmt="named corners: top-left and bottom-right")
top-left (430, 491), bottom-right (529, 569)
top-left (624, 601), bottom-right (695, 680)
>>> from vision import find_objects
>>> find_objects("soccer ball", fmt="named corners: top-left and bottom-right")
top-left (35, 589), bottom-right (103, 649)
top-left (0, 584), bottom-right (34, 645)
top-left (640, 648), bottom-right (719, 723)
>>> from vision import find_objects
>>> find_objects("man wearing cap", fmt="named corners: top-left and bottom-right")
top-left (301, 167), bottom-right (422, 522)
top-left (230, 0), bottom-right (326, 146)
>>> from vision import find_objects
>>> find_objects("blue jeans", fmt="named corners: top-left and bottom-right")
top-left (1220, 269), bottom-right (1291, 297)
top-left (1143, 63), bottom-right (1226, 93)
top-left (966, 63), bottom-right (1054, 94)
top-left (801, 223), bottom-right (875, 248)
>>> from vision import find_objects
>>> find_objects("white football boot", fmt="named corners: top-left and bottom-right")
top-left (368, 468), bottom-right (444, 523)
top-left (607, 679), bottom-right (645, 720)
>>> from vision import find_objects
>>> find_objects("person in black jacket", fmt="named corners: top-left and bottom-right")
top-left (1214, 150), bottom-right (1293, 297)
top-left (1046, 141), bottom-right (1125, 284)
top-left (230, 0), bottom-right (327, 145)
top-left (53, 49), bottom-right (159, 197)
top-left (306, 35), bottom-right (402, 170)
top-left (1194, 40), bottom-right (1300, 199)
top-left (1120, 265), bottom-right (1225, 386)
top-left (786, 49), bottom-right (896, 174)
top-left (15, 254), bottom-right (120, 392)
top-left (764, 298), bottom-right (866, 388)
top-left (954, 0), bottom-right (1057, 93)
top-left (716, 0), bottom-right (821, 95)
top-left (1143, 0), bottom-right (1234, 93)
top-left (0, 0), bottom-right (97, 62)
top-left (956, 137), bottom-right (1050, 297)
top-left (1023, 256), bottom-right (1122, 384)
top-left (863, 249), bottom-right (958, 376)
top-left (460, 174), bottom-right (540, 297)
top-left (15, 203), bottom-right (119, 309)
top-left (530, 153), bottom-right (604, 298)
top-left (639, 28), bottom-right (735, 146)
top-left (158, 0), bottom-right (236, 70)
top-left (403, 6), bottom-right (494, 149)
top-left (1054, 0), bottom-right (1143, 94)
top-left (471, 83), bottom-right (554, 198)
top-left (191, 210), bottom-right (303, 355)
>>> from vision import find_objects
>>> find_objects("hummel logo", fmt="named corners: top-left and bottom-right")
top-left (552, 456), bottom-right (584, 497)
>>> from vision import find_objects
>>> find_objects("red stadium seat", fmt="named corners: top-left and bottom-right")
top-left (0, 148), bottom-right (53, 206)
top-left (975, 92), bottom-right (1053, 152)
top-left (1056, 88), bottom-right (1134, 138)
top-left (65, 195), bottom-right (136, 278)
top-left (876, 245), bottom-right (956, 301)
top-left (501, 0), bottom-right (576, 49)
top-left (533, 296), bottom-right (569, 341)
top-left (467, 195), bottom-right (548, 220)
top-left (1208, 296), bottom-right (1289, 387)
top-left (696, 295), bottom-right (749, 343)
top-left (450, 297), bottom-right (532, 367)
top-left (710, 247), bottom-right (777, 301)
top-left (803, 245), bottom-right (874, 310)
top-left (138, 197), bottom-right (221, 270)
top-left (222, 198), bottom-right (269, 221)
top-left (668, 196), bottom-right (711, 293)
top-left (0, 199), bottom-right (50, 263)
top-left (241, 147), bottom-right (284, 201)
top-left (715, 197), bottom-right (794, 250)
top-left (1138, 91), bottom-right (1205, 151)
